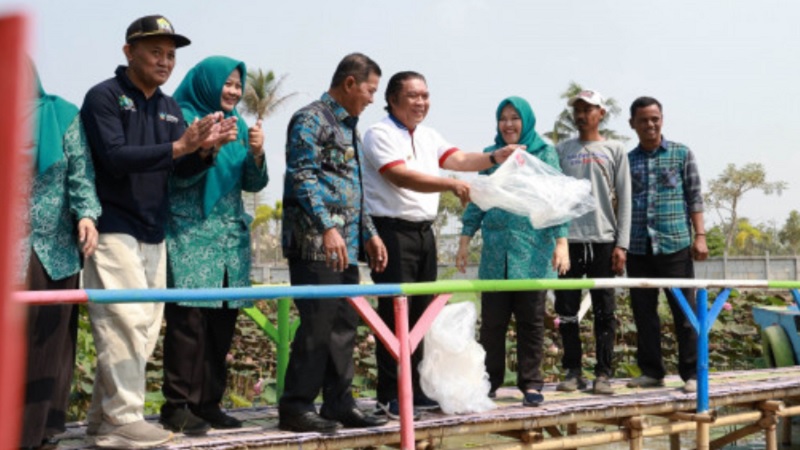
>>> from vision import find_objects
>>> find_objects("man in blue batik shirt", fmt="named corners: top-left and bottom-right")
top-left (625, 96), bottom-right (708, 394)
top-left (279, 53), bottom-right (388, 434)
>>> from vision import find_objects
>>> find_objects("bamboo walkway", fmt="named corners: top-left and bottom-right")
top-left (54, 366), bottom-right (800, 450)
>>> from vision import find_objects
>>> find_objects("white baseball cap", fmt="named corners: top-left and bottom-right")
top-left (568, 90), bottom-right (606, 109)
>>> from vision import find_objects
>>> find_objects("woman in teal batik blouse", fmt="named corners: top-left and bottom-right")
top-left (20, 69), bottom-right (101, 449)
top-left (160, 56), bottom-right (268, 433)
top-left (456, 96), bottom-right (570, 408)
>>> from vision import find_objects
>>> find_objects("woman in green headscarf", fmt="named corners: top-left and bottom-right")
top-left (456, 96), bottom-right (569, 407)
top-left (160, 56), bottom-right (268, 434)
top-left (21, 67), bottom-right (101, 449)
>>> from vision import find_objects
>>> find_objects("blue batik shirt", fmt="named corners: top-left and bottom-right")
top-left (281, 92), bottom-right (378, 263)
top-left (627, 138), bottom-right (704, 255)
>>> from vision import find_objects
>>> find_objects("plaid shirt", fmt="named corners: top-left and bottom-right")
top-left (281, 93), bottom-right (377, 263)
top-left (627, 138), bottom-right (703, 255)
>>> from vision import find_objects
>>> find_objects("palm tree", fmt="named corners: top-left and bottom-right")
top-left (543, 81), bottom-right (627, 145)
top-left (239, 69), bottom-right (298, 121)
top-left (239, 68), bottom-right (296, 264)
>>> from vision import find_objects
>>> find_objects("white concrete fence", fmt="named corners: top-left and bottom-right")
top-left (251, 253), bottom-right (800, 285)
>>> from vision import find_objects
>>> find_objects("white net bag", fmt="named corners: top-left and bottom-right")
top-left (419, 302), bottom-right (495, 414)
top-left (470, 149), bottom-right (595, 229)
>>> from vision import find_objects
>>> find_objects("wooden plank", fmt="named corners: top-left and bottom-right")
top-left (56, 367), bottom-right (800, 449)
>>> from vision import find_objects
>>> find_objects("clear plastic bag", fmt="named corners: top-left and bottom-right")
top-left (419, 302), bottom-right (495, 414)
top-left (470, 149), bottom-right (595, 228)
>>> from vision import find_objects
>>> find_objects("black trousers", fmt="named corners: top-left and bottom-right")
top-left (626, 247), bottom-right (698, 381)
top-left (162, 274), bottom-right (239, 414)
top-left (279, 260), bottom-right (360, 417)
top-left (480, 290), bottom-right (546, 393)
top-left (21, 252), bottom-right (79, 448)
top-left (370, 217), bottom-right (437, 404)
top-left (554, 242), bottom-right (617, 377)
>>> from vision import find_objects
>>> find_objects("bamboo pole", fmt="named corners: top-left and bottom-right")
top-left (697, 422), bottom-right (710, 450)
top-left (766, 426), bottom-right (778, 450)
top-left (667, 411), bottom-right (716, 423)
top-left (566, 423), bottom-right (578, 436)
top-left (361, 391), bottom-right (800, 449)
top-left (782, 416), bottom-right (792, 446)
top-left (759, 407), bottom-right (780, 450)
top-left (708, 424), bottom-right (760, 449)
top-left (669, 418), bottom-right (681, 450)
top-left (777, 404), bottom-right (800, 416)
top-left (670, 435), bottom-right (680, 450)
top-left (438, 409), bottom-right (771, 450)
top-left (759, 400), bottom-right (785, 412)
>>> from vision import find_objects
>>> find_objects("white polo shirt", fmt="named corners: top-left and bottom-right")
top-left (362, 116), bottom-right (458, 222)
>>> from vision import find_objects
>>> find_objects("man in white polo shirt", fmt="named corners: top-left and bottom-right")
top-left (362, 71), bottom-right (517, 417)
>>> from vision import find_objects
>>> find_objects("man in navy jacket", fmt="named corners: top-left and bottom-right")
top-left (79, 15), bottom-right (234, 449)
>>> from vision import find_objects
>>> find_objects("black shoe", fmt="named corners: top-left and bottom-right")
top-left (159, 406), bottom-right (210, 436)
top-left (322, 407), bottom-right (388, 428)
top-left (488, 390), bottom-right (497, 399)
top-left (279, 411), bottom-right (341, 433)
top-left (194, 407), bottom-right (243, 429)
top-left (523, 390), bottom-right (544, 407)
top-left (19, 436), bottom-right (59, 450)
top-left (414, 394), bottom-right (440, 411)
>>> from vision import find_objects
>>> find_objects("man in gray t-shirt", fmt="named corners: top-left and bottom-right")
top-left (554, 89), bottom-right (631, 395)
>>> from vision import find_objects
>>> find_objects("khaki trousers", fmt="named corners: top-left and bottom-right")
top-left (84, 233), bottom-right (166, 425)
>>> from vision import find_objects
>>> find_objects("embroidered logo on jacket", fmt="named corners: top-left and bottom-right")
top-left (159, 112), bottom-right (179, 123)
top-left (118, 95), bottom-right (136, 112)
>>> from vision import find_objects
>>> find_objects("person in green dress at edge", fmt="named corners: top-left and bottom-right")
top-left (456, 96), bottom-right (570, 407)
top-left (159, 56), bottom-right (268, 435)
top-left (19, 67), bottom-right (101, 450)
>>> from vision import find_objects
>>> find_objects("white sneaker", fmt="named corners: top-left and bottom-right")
top-left (683, 379), bottom-right (697, 393)
top-left (94, 420), bottom-right (172, 449)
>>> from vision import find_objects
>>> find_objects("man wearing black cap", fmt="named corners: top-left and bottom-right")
top-left (80, 15), bottom-right (235, 448)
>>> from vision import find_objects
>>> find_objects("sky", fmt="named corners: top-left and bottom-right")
top-left (3, 0), bottom-right (798, 228)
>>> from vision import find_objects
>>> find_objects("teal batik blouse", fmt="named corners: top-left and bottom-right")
top-left (166, 153), bottom-right (268, 308)
top-left (461, 96), bottom-right (568, 281)
top-left (20, 115), bottom-right (101, 282)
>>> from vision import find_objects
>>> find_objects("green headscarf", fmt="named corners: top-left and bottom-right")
top-left (32, 67), bottom-right (79, 175)
top-left (487, 96), bottom-right (550, 156)
top-left (173, 56), bottom-right (249, 217)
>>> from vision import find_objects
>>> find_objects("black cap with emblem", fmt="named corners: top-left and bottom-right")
top-left (125, 15), bottom-right (191, 48)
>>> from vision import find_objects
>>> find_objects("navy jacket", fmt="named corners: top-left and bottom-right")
top-left (81, 66), bottom-right (208, 243)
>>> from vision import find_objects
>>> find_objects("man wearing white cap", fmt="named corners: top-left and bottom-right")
top-left (554, 89), bottom-right (631, 395)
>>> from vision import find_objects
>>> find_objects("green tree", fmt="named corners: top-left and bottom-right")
top-left (705, 163), bottom-right (787, 253)
top-left (251, 200), bottom-right (283, 264)
top-left (543, 81), bottom-right (628, 145)
top-left (732, 219), bottom-right (766, 256)
top-left (239, 69), bottom-right (297, 121)
top-left (239, 68), bottom-right (295, 259)
top-left (779, 210), bottom-right (800, 255)
top-left (706, 226), bottom-right (726, 258)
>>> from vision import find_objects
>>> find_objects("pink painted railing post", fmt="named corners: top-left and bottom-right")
top-left (0, 12), bottom-right (29, 449)
top-left (394, 296), bottom-right (415, 449)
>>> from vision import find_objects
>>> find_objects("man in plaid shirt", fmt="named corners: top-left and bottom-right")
top-left (625, 96), bottom-right (708, 393)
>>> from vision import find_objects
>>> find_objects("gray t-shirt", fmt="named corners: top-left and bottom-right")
top-left (556, 138), bottom-right (631, 249)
